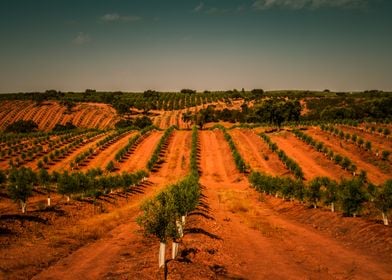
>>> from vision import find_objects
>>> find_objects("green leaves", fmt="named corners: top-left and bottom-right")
top-left (215, 126), bottom-right (248, 173)
top-left (8, 167), bottom-right (36, 204)
top-left (137, 175), bottom-right (200, 242)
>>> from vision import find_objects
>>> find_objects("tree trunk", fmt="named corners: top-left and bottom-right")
top-left (21, 201), bottom-right (26, 214)
top-left (382, 212), bottom-right (389, 226)
top-left (331, 202), bottom-right (335, 212)
top-left (159, 242), bottom-right (166, 268)
top-left (176, 220), bottom-right (183, 238)
top-left (181, 215), bottom-right (186, 225)
top-left (172, 241), bottom-right (179, 259)
top-left (66, 195), bottom-right (70, 202)
top-left (47, 196), bottom-right (51, 206)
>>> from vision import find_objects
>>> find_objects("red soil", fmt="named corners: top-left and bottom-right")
top-left (229, 128), bottom-right (289, 176)
top-left (117, 131), bottom-right (163, 173)
top-left (79, 132), bottom-right (137, 172)
top-left (149, 130), bottom-right (191, 185)
top-left (270, 131), bottom-right (352, 182)
top-left (47, 133), bottom-right (109, 173)
top-left (307, 127), bottom-right (391, 185)
top-left (2, 128), bottom-right (392, 279)
top-left (30, 132), bottom-right (192, 280)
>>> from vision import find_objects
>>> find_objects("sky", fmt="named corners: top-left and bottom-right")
top-left (0, 0), bottom-right (391, 93)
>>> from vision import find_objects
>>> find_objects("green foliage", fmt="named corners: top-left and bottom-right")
top-left (147, 126), bottom-right (176, 171)
top-left (293, 129), bottom-right (356, 172)
top-left (381, 150), bottom-right (390, 161)
top-left (0, 170), bottom-right (6, 186)
top-left (106, 161), bottom-right (115, 173)
top-left (375, 180), bottom-right (392, 214)
top-left (52, 121), bottom-right (77, 131)
top-left (5, 120), bottom-right (38, 133)
top-left (137, 191), bottom-right (178, 242)
top-left (190, 126), bottom-right (199, 177)
top-left (137, 174), bottom-right (200, 242)
top-left (215, 126), bottom-right (248, 173)
top-left (338, 179), bottom-right (367, 217)
top-left (249, 171), bottom-right (304, 201)
top-left (254, 98), bottom-right (301, 128)
top-left (7, 167), bottom-right (36, 211)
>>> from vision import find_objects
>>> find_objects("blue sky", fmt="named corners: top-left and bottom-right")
top-left (0, 0), bottom-right (391, 92)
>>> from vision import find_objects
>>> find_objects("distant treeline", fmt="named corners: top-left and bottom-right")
top-left (1, 89), bottom-right (391, 123)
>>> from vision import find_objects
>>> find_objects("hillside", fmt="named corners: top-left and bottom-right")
top-left (0, 100), bottom-right (119, 131)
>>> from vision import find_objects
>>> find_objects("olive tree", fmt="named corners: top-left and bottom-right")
top-left (8, 167), bottom-right (36, 213)
top-left (375, 180), bottom-right (392, 225)
top-left (137, 191), bottom-right (178, 269)
top-left (338, 179), bottom-right (367, 217)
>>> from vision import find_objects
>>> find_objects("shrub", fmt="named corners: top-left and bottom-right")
top-left (106, 161), bottom-right (115, 173)
top-left (8, 167), bottom-right (36, 213)
top-left (338, 179), bottom-right (367, 217)
top-left (375, 180), bottom-right (392, 225)
top-left (381, 150), bottom-right (390, 161)
top-left (6, 120), bottom-right (38, 133)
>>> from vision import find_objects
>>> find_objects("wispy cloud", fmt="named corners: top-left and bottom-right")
top-left (101, 13), bottom-right (141, 22)
top-left (194, 2), bottom-right (204, 12)
top-left (252, 0), bottom-right (368, 10)
top-left (72, 32), bottom-right (91, 45)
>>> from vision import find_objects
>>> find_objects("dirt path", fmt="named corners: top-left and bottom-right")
top-left (118, 131), bottom-right (163, 173)
top-left (270, 131), bottom-right (352, 182)
top-left (229, 128), bottom-right (289, 176)
top-left (307, 127), bottom-right (391, 185)
top-left (80, 132), bottom-right (137, 171)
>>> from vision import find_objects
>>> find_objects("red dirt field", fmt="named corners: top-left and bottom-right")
top-left (229, 128), bottom-right (289, 176)
top-left (31, 131), bottom-right (192, 280)
top-left (47, 133), bottom-right (110, 173)
top-left (117, 131), bottom-right (163, 173)
top-left (307, 127), bottom-right (391, 185)
top-left (79, 132), bottom-right (137, 172)
top-left (270, 130), bottom-right (352, 182)
top-left (1, 128), bottom-right (392, 279)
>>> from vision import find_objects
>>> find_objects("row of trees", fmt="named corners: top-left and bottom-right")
top-left (249, 171), bottom-right (392, 225)
top-left (214, 126), bottom-right (248, 173)
top-left (4, 166), bottom-right (148, 213)
top-left (292, 129), bottom-right (359, 173)
top-left (147, 126), bottom-right (176, 171)
top-left (190, 98), bottom-right (302, 129)
top-left (137, 126), bottom-right (200, 269)
top-left (259, 133), bottom-right (304, 179)
top-left (320, 125), bottom-right (390, 161)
